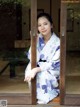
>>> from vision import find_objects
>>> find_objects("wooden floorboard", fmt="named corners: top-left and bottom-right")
top-left (7, 105), bottom-right (61, 107)
top-left (6, 104), bottom-right (73, 107)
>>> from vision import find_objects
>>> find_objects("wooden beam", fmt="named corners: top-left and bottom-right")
top-left (60, 1), bottom-right (67, 105)
top-left (31, 0), bottom-right (37, 105)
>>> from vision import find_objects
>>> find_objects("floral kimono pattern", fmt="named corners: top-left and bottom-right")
top-left (25, 32), bottom-right (60, 104)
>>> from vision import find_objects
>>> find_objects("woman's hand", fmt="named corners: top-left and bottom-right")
top-left (24, 67), bottom-right (41, 82)
top-left (24, 69), bottom-right (36, 82)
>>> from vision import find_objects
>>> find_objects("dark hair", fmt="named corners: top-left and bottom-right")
top-left (37, 12), bottom-right (53, 32)
top-left (37, 12), bottom-right (53, 25)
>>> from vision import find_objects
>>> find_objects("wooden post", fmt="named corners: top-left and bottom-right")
top-left (60, 1), bottom-right (67, 105)
top-left (31, 0), bottom-right (37, 104)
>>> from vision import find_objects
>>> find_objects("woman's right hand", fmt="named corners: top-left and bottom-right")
top-left (24, 68), bottom-right (37, 82)
top-left (24, 67), bottom-right (41, 82)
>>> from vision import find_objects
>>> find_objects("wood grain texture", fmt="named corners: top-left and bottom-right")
top-left (31, 0), bottom-right (37, 104)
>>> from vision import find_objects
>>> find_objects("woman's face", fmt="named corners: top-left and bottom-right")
top-left (38, 17), bottom-right (52, 37)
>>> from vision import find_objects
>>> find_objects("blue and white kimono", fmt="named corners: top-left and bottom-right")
top-left (25, 32), bottom-right (60, 104)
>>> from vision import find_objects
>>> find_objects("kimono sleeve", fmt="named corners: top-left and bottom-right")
top-left (26, 47), bottom-right (31, 60)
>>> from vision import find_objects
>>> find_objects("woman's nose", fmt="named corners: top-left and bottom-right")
top-left (41, 25), bottom-right (45, 30)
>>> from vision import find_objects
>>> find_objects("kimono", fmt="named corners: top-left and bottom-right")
top-left (25, 32), bottom-right (60, 104)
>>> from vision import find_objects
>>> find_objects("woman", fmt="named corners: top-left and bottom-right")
top-left (24, 12), bottom-right (60, 104)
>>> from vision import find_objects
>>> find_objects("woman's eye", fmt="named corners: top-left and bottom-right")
top-left (44, 23), bottom-right (47, 25)
top-left (38, 25), bottom-right (41, 27)
top-left (38, 23), bottom-right (48, 27)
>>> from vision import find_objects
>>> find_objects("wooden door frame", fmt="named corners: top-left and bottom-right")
top-left (60, 0), bottom-right (80, 106)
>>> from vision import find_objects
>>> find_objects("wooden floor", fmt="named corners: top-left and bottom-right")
top-left (7, 105), bottom-right (69, 107)
top-left (7, 105), bottom-right (71, 107)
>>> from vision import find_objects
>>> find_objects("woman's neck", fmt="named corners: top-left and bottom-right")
top-left (43, 33), bottom-right (52, 44)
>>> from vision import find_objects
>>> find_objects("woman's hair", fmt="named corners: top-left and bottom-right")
top-left (37, 12), bottom-right (53, 32)
top-left (37, 12), bottom-right (53, 25)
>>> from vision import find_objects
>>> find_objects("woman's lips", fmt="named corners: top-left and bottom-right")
top-left (41, 30), bottom-right (47, 33)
